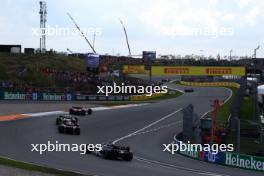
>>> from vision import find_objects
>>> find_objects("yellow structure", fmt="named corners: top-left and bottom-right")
top-left (152, 66), bottom-right (245, 76)
top-left (180, 81), bottom-right (240, 88)
top-left (123, 65), bottom-right (146, 74)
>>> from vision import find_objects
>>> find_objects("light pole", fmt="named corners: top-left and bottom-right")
top-left (229, 49), bottom-right (233, 61)
top-left (199, 50), bottom-right (203, 60)
top-left (254, 45), bottom-right (260, 59)
top-left (252, 45), bottom-right (260, 77)
top-left (252, 45), bottom-right (260, 121)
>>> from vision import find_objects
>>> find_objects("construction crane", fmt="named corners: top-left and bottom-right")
top-left (93, 32), bottom-right (96, 50)
top-left (67, 48), bottom-right (73, 54)
top-left (119, 19), bottom-right (131, 56)
top-left (67, 13), bottom-right (96, 54)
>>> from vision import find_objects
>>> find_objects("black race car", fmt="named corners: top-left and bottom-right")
top-left (184, 88), bottom-right (194, 93)
top-left (56, 114), bottom-right (78, 125)
top-left (69, 106), bottom-right (93, 116)
top-left (87, 144), bottom-right (133, 161)
top-left (58, 119), bottom-right (80, 135)
top-left (161, 79), bottom-right (170, 83)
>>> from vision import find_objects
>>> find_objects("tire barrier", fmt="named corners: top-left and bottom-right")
top-left (180, 81), bottom-right (240, 88)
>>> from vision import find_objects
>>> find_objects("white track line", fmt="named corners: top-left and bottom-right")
top-left (133, 121), bottom-right (182, 136)
top-left (21, 103), bottom-right (149, 117)
top-left (112, 108), bottom-right (183, 144)
top-left (166, 82), bottom-right (185, 94)
top-left (223, 87), bottom-right (233, 104)
top-left (135, 156), bottom-right (230, 176)
top-left (22, 111), bottom-right (66, 117)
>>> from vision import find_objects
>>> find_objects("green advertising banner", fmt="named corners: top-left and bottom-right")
top-left (174, 138), bottom-right (264, 172)
top-left (225, 152), bottom-right (264, 172)
top-left (42, 93), bottom-right (67, 101)
top-left (4, 92), bottom-right (26, 100)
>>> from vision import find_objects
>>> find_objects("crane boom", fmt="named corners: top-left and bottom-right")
top-left (67, 13), bottom-right (96, 54)
top-left (119, 19), bottom-right (131, 56)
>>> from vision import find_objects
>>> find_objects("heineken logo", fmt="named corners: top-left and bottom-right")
top-left (42, 93), bottom-right (64, 101)
top-left (4, 92), bottom-right (26, 100)
top-left (226, 153), bottom-right (264, 171)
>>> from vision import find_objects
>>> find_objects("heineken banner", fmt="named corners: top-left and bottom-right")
top-left (3, 92), bottom-right (39, 101)
top-left (4, 92), bottom-right (26, 100)
top-left (0, 91), bottom-right (131, 101)
top-left (174, 138), bottom-right (264, 172)
top-left (42, 93), bottom-right (72, 101)
top-left (225, 152), bottom-right (264, 172)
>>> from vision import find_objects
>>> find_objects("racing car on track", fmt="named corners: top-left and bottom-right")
top-left (184, 88), bottom-right (194, 93)
top-left (86, 144), bottom-right (133, 161)
top-left (58, 119), bottom-right (80, 135)
top-left (69, 106), bottom-right (93, 116)
top-left (56, 114), bottom-right (78, 125)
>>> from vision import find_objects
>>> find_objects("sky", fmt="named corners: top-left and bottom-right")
top-left (0, 0), bottom-right (264, 58)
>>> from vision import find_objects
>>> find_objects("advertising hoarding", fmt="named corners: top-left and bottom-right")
top-left (123, 65), bottom-right (146, 74)
top-left (152, 66), bottom-right (246, 76)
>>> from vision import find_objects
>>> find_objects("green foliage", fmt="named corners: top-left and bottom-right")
top-left (0, 53), bottom-right (86, 84)
top-left (0, 156), bottom-right (90, 176)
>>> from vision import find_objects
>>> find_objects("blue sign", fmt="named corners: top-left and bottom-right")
top-left (200, 151), bottom-right (225, 164)
top-left (86, 53), bottom-right (99, 68)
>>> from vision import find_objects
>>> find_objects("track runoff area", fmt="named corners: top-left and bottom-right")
top-left (0, 66), bottom-right (263, 176)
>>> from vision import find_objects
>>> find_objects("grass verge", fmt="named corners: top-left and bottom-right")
top-left (0, 156), bottom-right (91, 176)
top-left (216, 87), bottom-right (238, 125)
top-left (239, 96), bottom-right (259, 129)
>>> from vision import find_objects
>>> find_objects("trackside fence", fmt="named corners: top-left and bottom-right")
top-left (0, 91), bottom-right (166, 101)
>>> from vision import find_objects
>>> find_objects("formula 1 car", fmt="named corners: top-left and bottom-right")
top-left (56, 114), bottom-right (78, 125)
top-left (184, 88), bottom-right (194, 93)
top-left (87, 144), bottom-right (133, 161)
top-left (69, 106), bottom-right (93, 116)
top-left (161, 79), bottom-right (170, 83)
top-left (58, 119), bottom-right (80, 135)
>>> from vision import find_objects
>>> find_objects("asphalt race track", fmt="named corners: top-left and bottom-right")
top-left (0, 83), bottom-right (262, 176)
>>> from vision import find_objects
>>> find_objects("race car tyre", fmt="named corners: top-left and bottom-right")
top-left (69, 109), bottom-right (74, 115)
top-left (76, 128), bottom-right (81, 135)
top-left (56, 119), bottom-right (60, 125)
top-left (123, 153), bottom-right (133, 161)
top-left (87, 109), bottom-right (92, 115)
top-left (58, 127), bottom-right (64, 133)
top-left (102, 152), bottom-right (113, 160)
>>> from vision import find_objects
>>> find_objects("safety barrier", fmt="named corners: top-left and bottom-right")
top-left (174, 138), bottom-right (264, 172)
top-left (0, 92), bottom-right (73, 101)
top-left (180, 81), bottom-right (240, 88)
top-left (0, 91), bottom-right (131, 101)
top-left (0, 91), bottom-right (166, 101)
top-left (130, 93), bottom-right (164, 101)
